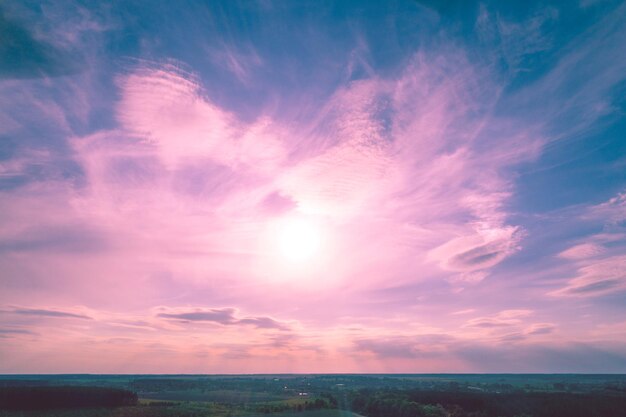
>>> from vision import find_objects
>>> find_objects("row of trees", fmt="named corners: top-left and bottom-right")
top-left (254, 397), bottom-right (335, 414)
top-left (347, 388), bottom-right (626, 417)
top-left (0, 386), bottom-right (138, 410)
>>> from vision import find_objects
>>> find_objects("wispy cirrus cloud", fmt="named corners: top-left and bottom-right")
top-left (558, 243), bottom-right (605, 260)
top-left (206, 42), bottom-right (264, 85)
top-left (476, 4), bottom-right (558, 74)
top-left (550, 255), bottom-right (626, 297)
top-left (1, 0), bottom-right (625, 373)
top-left (587, 191), bottom-right (626, 225)
top-left (116, 64), bottom-right (286, 172)
top-left (526, 323), bottom-right (556, 336)
top-left (465, 309), bottom-right (533, 329)
top-left (48, 44), bottom-right (537, 294)
top-left (549, 190), bottom-right (626, 297)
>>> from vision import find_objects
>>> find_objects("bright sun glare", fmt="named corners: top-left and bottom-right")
top-left (275, 218), bottom-right (322, 263)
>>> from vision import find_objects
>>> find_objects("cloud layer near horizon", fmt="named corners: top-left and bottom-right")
top-left (1, 0), bottom-right (626, 373)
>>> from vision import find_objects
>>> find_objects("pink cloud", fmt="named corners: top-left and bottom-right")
top-left (525, 323), bottom-right (556, 336)
top-left (558, 243), bottom-right (605, 260)
top-left (465, 309), bottom-right (533, 328)
top-left (549, 191), bottom-right (626, 297)
top-left (550, 255), bottom-right (626, 297)
top-left (587, 190), bottom-right (626, 224)
top-left (155, 306), bottom-right (291, 330)
top-left (0, 48), bottom-right (560, 372)
top-left (116, 64), bottom-right (286, 172)
top-left (428, 226), bottom-right (523, 278)
top-left (60, 53), bottom-right (537, 295)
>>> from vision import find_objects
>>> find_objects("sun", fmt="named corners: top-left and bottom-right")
top-left (257, 215), bottom-right (336, 285)
top-left (275, 217), bottom-right (322, 263)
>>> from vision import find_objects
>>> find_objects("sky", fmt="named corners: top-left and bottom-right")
top-left (0, 0), bottom-right (625, 374)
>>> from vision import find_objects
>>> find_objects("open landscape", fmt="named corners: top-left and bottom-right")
top-left (2, 374), bottom-right (626, 417)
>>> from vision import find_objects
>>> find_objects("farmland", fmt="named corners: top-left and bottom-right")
top-left (2, 374), bottom-right (626, 416)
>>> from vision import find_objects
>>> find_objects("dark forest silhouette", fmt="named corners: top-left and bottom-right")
top-left (0, 386), bottom-right (137, 410)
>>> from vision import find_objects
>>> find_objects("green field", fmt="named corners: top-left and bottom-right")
top-left (140, 389), bottom-right (291, 403)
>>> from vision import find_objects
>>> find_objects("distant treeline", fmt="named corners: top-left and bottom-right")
top-left (349, 388), bottom-right (626, 417)
top-left (74, 374), bottom-right (626, 396)
top-left (0, 386), bottom-right (138, 410)
top-left (129, 377), bottom-right (286, 393)
top-left (0, 379), bottom-right (51, 387)
top-left (253, 397), bottom-right (336, 414)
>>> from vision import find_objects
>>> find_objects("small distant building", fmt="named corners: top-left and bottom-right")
top-left (298, 392), bottom-right (309, 396)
